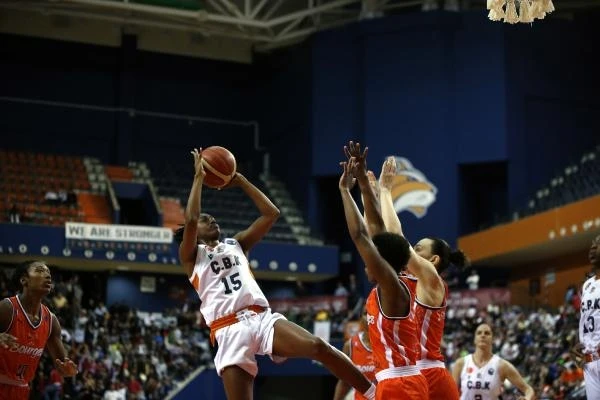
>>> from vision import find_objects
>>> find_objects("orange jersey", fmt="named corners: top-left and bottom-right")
top-left (414, 283), bottom-right (448, 364)
top-left (365, 277), bottom-right (420, 372)
top-left (349, 332), bottom-right (376, 400)
top-left (400, 272), bottom-right (447, 364)
top-left (0, 296), bottom-right (52, 387)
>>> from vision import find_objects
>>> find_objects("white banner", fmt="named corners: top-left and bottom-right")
top-left (65, 222), bottom-right (173, 243)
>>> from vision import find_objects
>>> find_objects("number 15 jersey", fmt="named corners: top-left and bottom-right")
top-left (189, 238), bottom-right (269, 326)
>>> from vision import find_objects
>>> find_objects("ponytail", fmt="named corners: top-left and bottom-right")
top-left (449, 249), bottom-right (470, 270)
top-left (428, 237), bottom-right (470, 273)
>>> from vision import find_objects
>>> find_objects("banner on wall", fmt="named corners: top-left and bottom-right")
top-left (269, 296), bottom-right (348, 314)
top-left (388, 156), bottom-right (438, 219)
top-left (65, 222), bottom-right (173, 243)
top-left (447, 288), bottom-right (511, 310)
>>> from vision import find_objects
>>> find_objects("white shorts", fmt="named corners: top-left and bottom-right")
top-left (584, 359), bottom-right (600, 400)
top-left (213, 308), bottom-right (287, 377)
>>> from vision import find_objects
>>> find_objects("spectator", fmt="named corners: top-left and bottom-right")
top-left (466, 269), bottom-right (480, 290)
top-left (8, 201), bottom-right (20, 223)
top-left (45, 190), bottom-right (59, 204)
top-left (42, 368), bottom-right (63, 400)
top-left (334, 281), bottom-right (349, 297)
top-left (294, 280), bottom-right (308, 298)
top-left (52, 291), bottom-right (69, 310)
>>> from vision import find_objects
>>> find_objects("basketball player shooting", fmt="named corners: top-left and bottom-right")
top-left (176, 148), bottom-right (376, 400)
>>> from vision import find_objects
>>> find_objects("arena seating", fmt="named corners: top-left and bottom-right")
top-left (0, 150), bottom-right (88, 226)
top-left (151, 161), bottom-right (302, 243)
top-left (522, 146), bottom-right (600, 217)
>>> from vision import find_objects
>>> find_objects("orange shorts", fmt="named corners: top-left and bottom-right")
top-left (376, 374), bottom-right (428, 400)
top-left (421, 367), bottom-right (459, 400)
top-left (0, 382), bottom-right (30, 398)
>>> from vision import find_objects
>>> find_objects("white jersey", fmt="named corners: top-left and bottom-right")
top-left (580, 276), bottom-right (600, 353)
top-left (189, 238), bottom-right (269, 326)
top-left (459, 354), bottom-right (502, 400)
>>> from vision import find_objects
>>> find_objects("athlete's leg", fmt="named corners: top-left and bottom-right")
top-left (221, 365), bottom-right (254, 400)
top-left (584, 360), bottom-right (600, 400)
top-left (271, 319), bottom-right (373, 395)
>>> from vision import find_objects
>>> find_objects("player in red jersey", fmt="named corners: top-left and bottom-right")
top-left (340, 142), bottom-right (428, 400)
top-left (333, 306), bottom-right (376, 400)
top-left (0, 261), bottom-right (77, 398)
top-left (375, 155), bottom-right (467, 399)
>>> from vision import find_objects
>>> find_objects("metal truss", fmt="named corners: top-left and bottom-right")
top-left (1, 0), bottom-right (598, 51)
top-left (0, 0), bottom-right (422, 51)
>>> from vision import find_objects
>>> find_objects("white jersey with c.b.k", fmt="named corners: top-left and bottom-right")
top-left (580, 276), bottom-right (600, 354)
top-left (189, 238), bottom-right (269, 326)
top-left (459, 354), bottom-right (502, 400)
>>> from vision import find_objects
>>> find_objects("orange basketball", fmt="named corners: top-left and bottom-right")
top-left (201, 146), bottom-right (237, 188)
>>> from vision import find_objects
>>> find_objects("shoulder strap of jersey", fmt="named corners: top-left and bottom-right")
top-left (43, 305), bottom-right (54, 339)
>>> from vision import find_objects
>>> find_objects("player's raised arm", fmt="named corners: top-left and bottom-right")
top-left (378, 156), bottom-right (443, 304)
top-left (179, 148), bottom-right (205, 278)
top-left (345, 142), bottom-right (385, 237)
top-left (339, 157), bottom-right (406, 317)
top-left (378, 156), bottom-right (403, 236)
top-left (232, 173), bottom-right (280, 254)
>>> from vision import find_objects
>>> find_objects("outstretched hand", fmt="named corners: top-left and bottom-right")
top-left (379, 156), bottom-right (396, 190)
top-left (217, 172), bottom-right (242, 191)
top-left (339, 158), bottom-right (357, 191)
top-left (191, 148), bottom-right (205, 180)
top-left (344, 141), bottom-right (368, 177)
top-left (367, 170), bottom-right (380, 200)
top-left (0, 333), bottom-right (17, 349)
top-left (55, 357), bottom-right (78, 377)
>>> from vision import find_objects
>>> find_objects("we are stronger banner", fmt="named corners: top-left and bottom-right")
top-left (65, 222), bottom-right (173, 244)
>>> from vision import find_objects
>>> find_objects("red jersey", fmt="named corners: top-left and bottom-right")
top-left (400, 272), bottom-right (447, 365)
top-left (349, 332), bottom-right (375, 400)
top-left (0, 296), bottom-right (52, 386)
top-left (365, 277), bottom-right (420, 373)
top-left (414, 283), bottom-right (448, 365)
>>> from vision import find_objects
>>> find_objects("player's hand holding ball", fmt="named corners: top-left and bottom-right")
top-left (200, 146), bottom-right (237, 189)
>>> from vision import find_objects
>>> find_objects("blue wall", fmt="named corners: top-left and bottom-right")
top-left (309, 11), bottom-right (598, 247)
top-left (505, 18), bottom-right (600, 210)
top-left (106, 271), bottom-right (196, 311)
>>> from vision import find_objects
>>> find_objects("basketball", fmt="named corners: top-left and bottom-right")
top-left (201, 146), bottom-right (237, 188)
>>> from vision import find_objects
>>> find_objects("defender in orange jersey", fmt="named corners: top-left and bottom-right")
top-left (333, 306), bottom-right (376, 400)
top-left (0, 261), bottom-right (77, 398)
top-left (340, 142), bottom-right (428, 400)
top-left (377, 156), bottom-right (469, 400)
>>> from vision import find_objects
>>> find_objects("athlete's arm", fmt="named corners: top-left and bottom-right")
top-left (378, 160), bottom-right (444, 305)
top-left (179, 148), bottom-right (205, 278)
top-left (340, 159), bottom-right (405, 317)
top-left (451, 356), bottom-right (464, 390)
top-left (46, 314), bottom-right (78, 377)
top-left (232, 173), bottom-right (280, 254)
top-left (333, 340), bottom-right (353, 400)
top-left (378, 156), bottom-right (403, 236)
top-left (360, 171), bottom-right (380, 238)
top-left (0, 299), bottom-right (17, 347)
top-left (500, 359), bottom-right (535, 400)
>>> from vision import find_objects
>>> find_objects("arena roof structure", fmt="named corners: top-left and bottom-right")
top-left (2, 0), bottom-right (599, 59)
